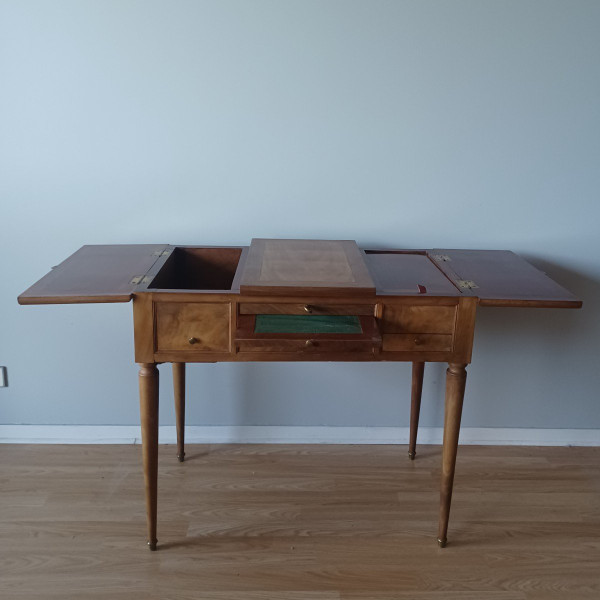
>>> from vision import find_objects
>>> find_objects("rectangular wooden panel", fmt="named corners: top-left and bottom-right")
top-left (382, 333), bottom-right (453, 352)
top-left (382, 305), bottom-right (457, 334)
top-left (239, 302), bottom-right (375, 316)
top-left (240, 239), bottom-right (376, 296)
top-left (155, 302), bottom-right (231, 352)
top-left (364, 251), bottom-right (460, 296)
top-left (18, 244), bottom-right (168, 304)
top-left (452, 297), bottom-right (478, 364)
top-left (431, 249), bottom-right (582, 308)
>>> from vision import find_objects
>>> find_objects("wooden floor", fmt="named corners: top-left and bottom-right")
top-left (1, 443), bottom-right (599, 599)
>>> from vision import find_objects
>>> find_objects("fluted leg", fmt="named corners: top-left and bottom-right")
top-left (437, 363), bottom-right (467, 548)
top-left (139, 363), bottom-right (159, 551)
top-left (408, 362), bottom-right (425, 460)
top-left (173, 362), bottom-right (186, 462)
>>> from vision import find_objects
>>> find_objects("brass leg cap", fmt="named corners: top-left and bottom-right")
top-left (177, 453), bottom-right (185, 463)
top-left (148, 540), bottom-right (157, 551)
top-left (408, 451), bottom-right (416, 460)
top-left (437, 537), bottom-right (447, 548)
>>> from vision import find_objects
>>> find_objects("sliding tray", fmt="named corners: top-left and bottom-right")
top-left (236, 313), bottom-right (382, 354)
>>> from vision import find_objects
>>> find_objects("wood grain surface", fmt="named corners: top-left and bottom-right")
top-left (430, 249), bottom-right (582, 308)
top-left (381, 305), bottom-right (457, 334)
top-left (364, 251), bottom-right (460, 296)
top-left (1, 443), bottom-right (599, 599)
top-left (240, 239), bottom-right (376, 296)
top-left (18, 244), bottom-right (168, 304)
top-left (156, 302), bottom-right (232, 353)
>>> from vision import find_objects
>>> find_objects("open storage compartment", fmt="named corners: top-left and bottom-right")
top-left (149, 247), bottom-right (243, 291)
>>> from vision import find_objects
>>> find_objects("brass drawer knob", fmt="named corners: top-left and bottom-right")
top-left (305, 339), bottom-right (316, 348)
top-left (188, 337), bottom-right (199, 345)
top-left (303, 304), bottom-right (313, 314)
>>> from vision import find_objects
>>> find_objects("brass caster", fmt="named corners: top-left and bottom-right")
top-left (408, 450), bottom-right (416, 460)
top-left (177, 452), bottom-right (185, 463)
top-left (147, 540), bottom-right (157, 551)
top-left (437, 537), bottom-right (447, 548)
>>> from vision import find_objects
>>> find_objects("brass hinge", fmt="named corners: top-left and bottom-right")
top-left (130, 275), bottom-right (152, 285)
top-left (152, 249), bottom-right (171, 256)
top-left (432, 254), bottom-right (452, 262)
top-left (457, 279), bottom-right (479, 289)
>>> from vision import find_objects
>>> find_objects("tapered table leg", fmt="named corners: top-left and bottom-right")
top-left (173, 362), bottom-right (186, 462)
top-left (437, 363), bottom-right (467, 548)
top-left (408, 362), bottom-right (425, 460)
top-left (139, 363), bottom-right (159, 551)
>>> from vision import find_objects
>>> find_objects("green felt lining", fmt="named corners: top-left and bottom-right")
top-left (254, 314), bottom-right (363, 334)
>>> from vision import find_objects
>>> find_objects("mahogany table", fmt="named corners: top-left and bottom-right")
top-left (18, 239), bottom-right (582, 550)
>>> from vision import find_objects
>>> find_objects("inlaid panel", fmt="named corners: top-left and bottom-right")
top-left (240, 239), bottom-right (375, 296)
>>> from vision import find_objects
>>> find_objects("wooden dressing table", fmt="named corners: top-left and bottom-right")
top-left (18, 239), bottom-right (582, 550)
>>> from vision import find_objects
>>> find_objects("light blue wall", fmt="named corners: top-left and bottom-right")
top-left (1, 0), bottom-right (598, 429)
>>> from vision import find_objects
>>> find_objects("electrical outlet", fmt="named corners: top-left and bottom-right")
top-left (0, 366), bottom-right (8, 388)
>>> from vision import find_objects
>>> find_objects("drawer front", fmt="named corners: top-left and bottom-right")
top-left (156, 302), bottom-right (231, 352)
top-left (382, 305), bottom-right (456, 334)
top-left (382, 333), bottom-right (453, 352)
top-left (238, 338), bottom-right (377, 353)
top-left (239, 303), bottom-right (375, 316)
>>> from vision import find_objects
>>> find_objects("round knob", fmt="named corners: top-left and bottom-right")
top-left (188, 337), bottom-right (199, 345)
top-left (305, 339), bottom-right (316, 348)
top-left (303, 304), bottom-right (313, 314)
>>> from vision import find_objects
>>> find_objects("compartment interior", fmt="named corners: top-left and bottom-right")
top-left (149, 247), bottom-right (242, 291)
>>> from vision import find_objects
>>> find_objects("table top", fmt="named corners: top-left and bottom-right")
top-left (17, 240), bottom-right (582, 309)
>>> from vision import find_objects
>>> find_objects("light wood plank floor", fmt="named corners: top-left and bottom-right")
top-left (0, 443), bottom-right (599, 599)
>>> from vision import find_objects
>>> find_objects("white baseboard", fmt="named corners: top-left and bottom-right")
top-left (0, 425), bottom-right (598, 446)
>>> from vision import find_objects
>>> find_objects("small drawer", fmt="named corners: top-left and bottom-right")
top-left (156, 302), bottom-right (231, 352)
top-left (382, 305), bottom-right (456, 334)
top-left (382, 333), bottom-right (453, 352)
top-left (239, 302), bottom-right (375, 316)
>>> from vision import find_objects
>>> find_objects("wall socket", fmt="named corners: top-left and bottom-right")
top-left (0, 366), bottom-right (8, 388)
